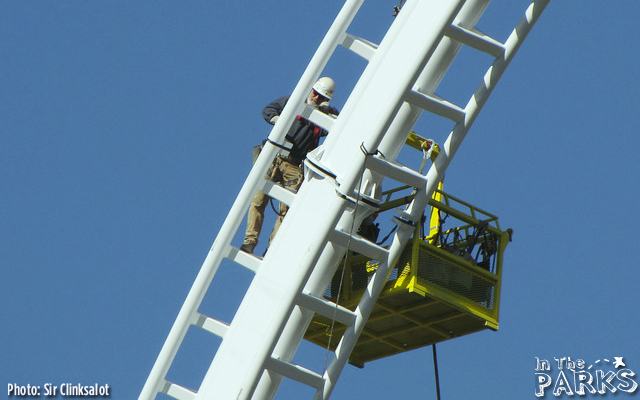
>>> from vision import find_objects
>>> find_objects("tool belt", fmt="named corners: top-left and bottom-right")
top-left (277, 154), bottom-right (304, 165)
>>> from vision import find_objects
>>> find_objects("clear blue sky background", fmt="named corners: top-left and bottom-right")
top-left (2, 1), bottom-right (639, 399)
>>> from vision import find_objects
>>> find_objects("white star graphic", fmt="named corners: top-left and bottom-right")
top-left (613, 357), bottom-right (625, 368)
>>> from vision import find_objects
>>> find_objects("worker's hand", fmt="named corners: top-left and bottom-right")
top-left (318, 102), bottom-right (331, 114)
top-left (269, 115), bottom-right (279, 125)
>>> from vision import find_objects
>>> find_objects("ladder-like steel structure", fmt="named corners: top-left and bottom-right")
top-left (139, 0), bottom-right (550, 399)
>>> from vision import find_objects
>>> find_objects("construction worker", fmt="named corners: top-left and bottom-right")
top-left (241, 77), bottom-right (339, 254)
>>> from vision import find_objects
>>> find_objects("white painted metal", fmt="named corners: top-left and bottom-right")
top-left (137, 1), bottom-right (365, 399)
top-left (197, 3), bottom-right (468, 398)
top-left (316, 3), bottom-right (550, 399)
top-left (252, 2), bottom-right (493, 397)
top-left (139, 0), bottom-right (550, 399)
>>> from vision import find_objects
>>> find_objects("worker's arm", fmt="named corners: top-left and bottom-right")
top-left (317, 102), bottom-right (339, 117)
top-left (262, 95), bottom-right (290, 125)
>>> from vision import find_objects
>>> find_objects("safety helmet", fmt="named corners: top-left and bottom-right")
top-left (312, 77), bottom-right (335, 100)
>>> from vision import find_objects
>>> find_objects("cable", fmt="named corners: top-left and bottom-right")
top-left (321, 165), bottom-right (368, 374)
top-left (433, 344), bottom-right (442, 400)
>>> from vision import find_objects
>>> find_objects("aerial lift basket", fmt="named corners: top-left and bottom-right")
top-left (304, 185), bottom-right (512, 367)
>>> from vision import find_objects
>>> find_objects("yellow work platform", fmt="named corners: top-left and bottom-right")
top-left (304, 187), bottom-right (511, 367)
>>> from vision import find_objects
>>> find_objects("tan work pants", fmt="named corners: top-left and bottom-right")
top-left (244, 156), bottom-right (303, 247)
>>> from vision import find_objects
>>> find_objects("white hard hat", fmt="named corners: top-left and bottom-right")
top-left (312, 77), bottom-right (335, 100)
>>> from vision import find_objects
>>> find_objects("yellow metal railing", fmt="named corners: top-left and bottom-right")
top-left (304, 133), bottom-right (512, 365)
top-left (332, 188), bottom-right (510, 322)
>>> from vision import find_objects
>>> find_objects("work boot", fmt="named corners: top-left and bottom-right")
top-left (240, 242), bottom-right (256, 254)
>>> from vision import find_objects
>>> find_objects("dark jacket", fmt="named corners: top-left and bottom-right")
top-left (262, 95), bottom-right (339, 161)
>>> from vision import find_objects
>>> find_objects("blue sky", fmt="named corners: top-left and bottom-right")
top-left (2, 1), bottom-right (639, 399)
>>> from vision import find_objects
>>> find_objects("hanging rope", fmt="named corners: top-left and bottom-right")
top-left (376, 225), bottom-right (397, 246)
top-left (268, 199), bottom-right (284, 217)
top-left (321, 161), bottom-right (370, 374)
top-left (432, 344), bottom-right (442, 400)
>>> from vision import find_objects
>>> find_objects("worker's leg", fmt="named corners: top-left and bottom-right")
top-left (243, 190), bottom-right (267, 253)
top-left (269, 202), bottom-right (287, 245)
top-left (269, 159), bottom-right (303, 244)
top-left (242, 158), bottom-right (276, 253)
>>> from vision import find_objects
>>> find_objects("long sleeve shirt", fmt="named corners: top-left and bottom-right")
top-left (262, 95), bottom-right (339, 161)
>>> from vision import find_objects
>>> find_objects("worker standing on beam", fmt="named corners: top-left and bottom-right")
top-left (241, 77), bottom-right (339, 254)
